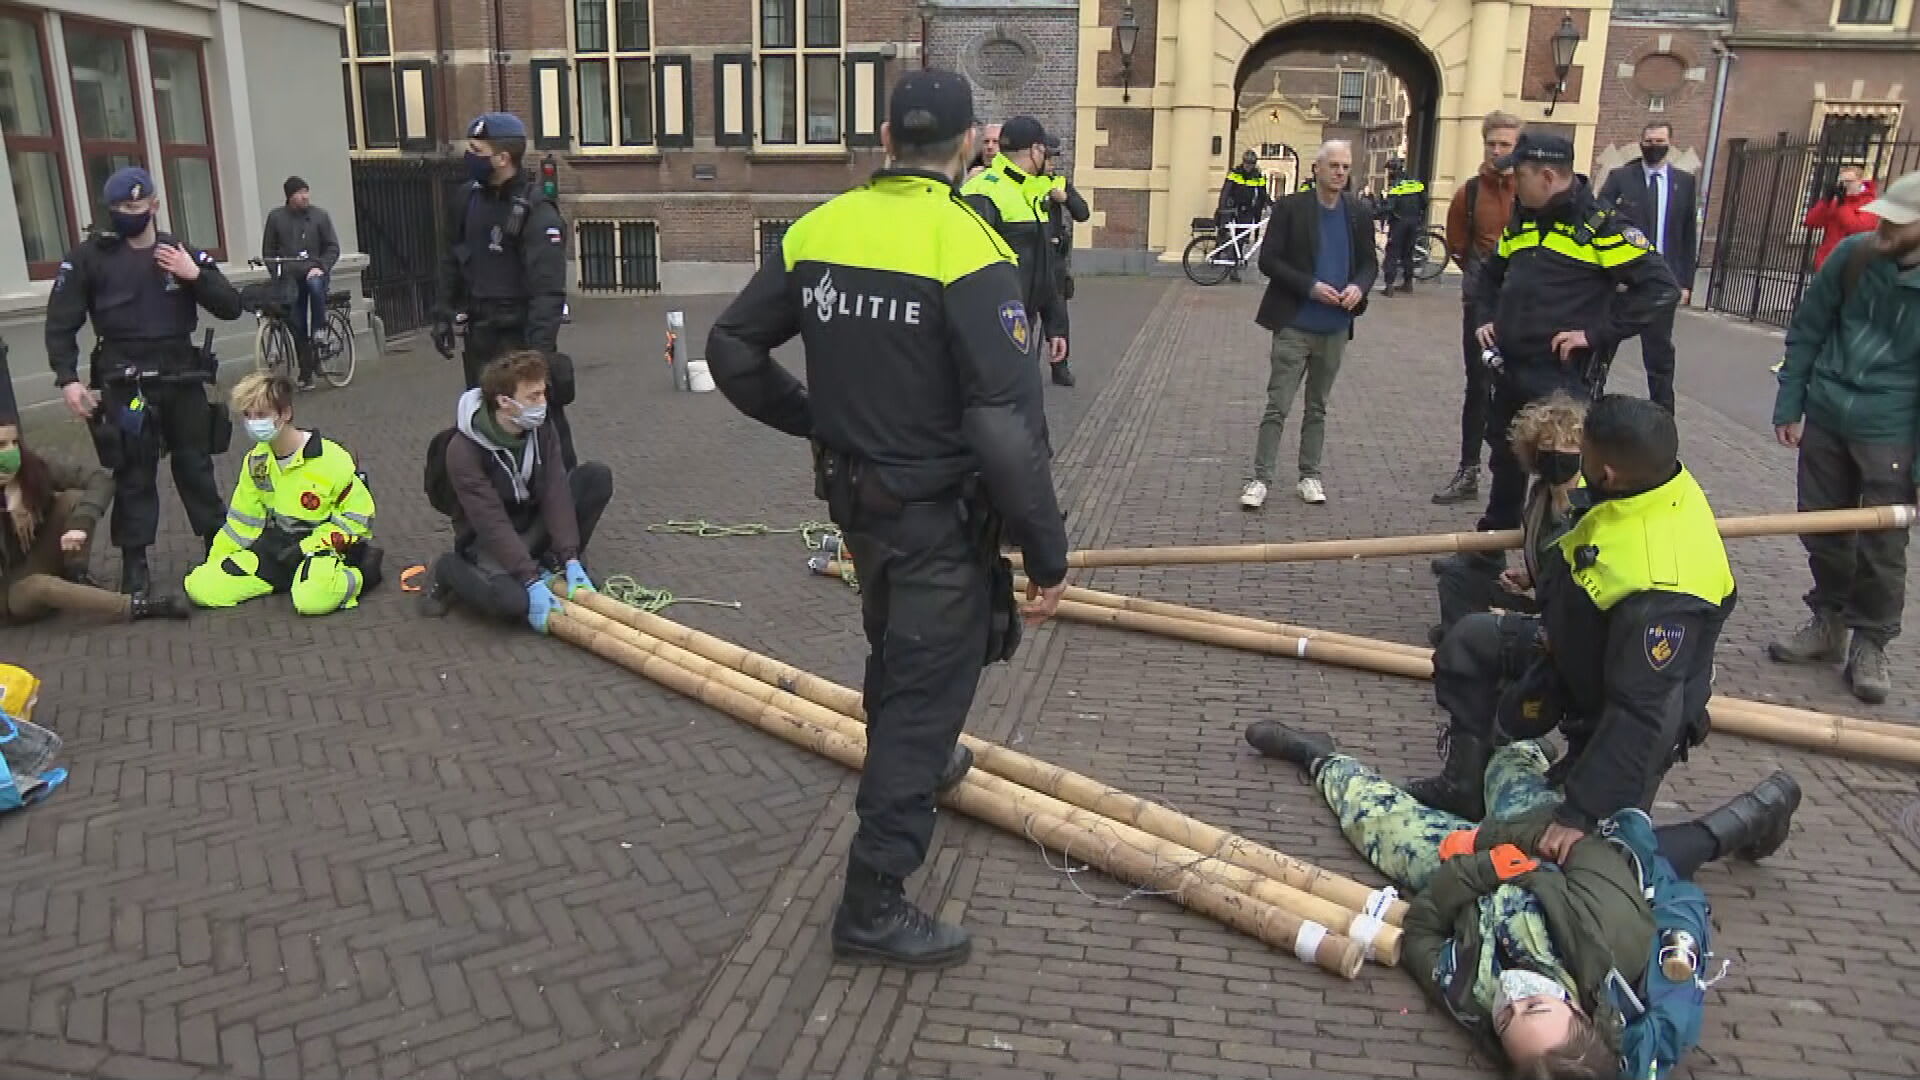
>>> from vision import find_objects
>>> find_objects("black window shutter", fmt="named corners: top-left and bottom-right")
top-left (655, 55), bottom-right (694, 149)
top-left (530, 58), bottom-right (571, 150)
top-left (844, 53), bottom-right (884, 148)
top-left (395, 59), bottom-right (437, 151)
top-left (714, 54), bottom-right (753, 148)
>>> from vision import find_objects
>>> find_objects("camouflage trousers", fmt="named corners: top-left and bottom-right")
top-left (1316, 742), bottom-right (1576, 1004)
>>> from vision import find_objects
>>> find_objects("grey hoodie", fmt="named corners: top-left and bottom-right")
top-left (446, 387), bottom-right (579, 583)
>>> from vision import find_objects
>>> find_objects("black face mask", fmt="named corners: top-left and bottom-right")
top-left (1641, 143), bottom-right (1669, 165)
top-left (1536, 450), bottom-right (1582, 486)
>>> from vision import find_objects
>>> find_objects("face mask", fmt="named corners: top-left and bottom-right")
top-left (245, 418), bottom-right (281, 443)
top-left (110, 210), bottom-right (152, 238)
top-left (464, 151), bottom-right (497, 185)
top-left (1536, 450), bottom-right (1582, 486)
top-left (1492, 968), bottom-right (1571, 1020)
top-left (0, 448), bottom-right (19, 477)
top-left (509, 401), bottom-right (547, 431)
top-left (1641, 143), bottom-right (1669, 165)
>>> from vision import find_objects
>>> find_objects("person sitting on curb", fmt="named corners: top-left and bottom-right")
top-left (185, 373), bottom-right (381, 614)
top-left (0, 415), bottom-right (187, 623)
top-left (1246, 720), bottom-right (1800, 1079)
top-left (422, 350), bottom-right (612, 631)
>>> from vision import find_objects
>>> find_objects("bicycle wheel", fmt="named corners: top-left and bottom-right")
top-left (1183, 235), bottom-right (1233, 286)
top-left (320, 310), bottom-right (357, 388)
top-left (1414, 228), bottom-right (1447, 282)
top-left (255, 318), bottom-right (295, 378)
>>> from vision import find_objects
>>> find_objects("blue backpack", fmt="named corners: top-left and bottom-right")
top-left (1597, 809), bottom-right (1712, 1080)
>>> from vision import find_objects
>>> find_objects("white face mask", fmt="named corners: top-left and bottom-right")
top-left (1492, 968), bottom-right (1571, 1019)
top-left (245, 418), bottom-right (282, 443)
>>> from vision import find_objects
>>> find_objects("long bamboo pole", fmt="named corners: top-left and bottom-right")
top-left (548, 608), bottom-right (1370, 978)
top-left (566, 589), bottom-right (1411, 925)
top-left (557, 601), bottom-right (1403, 965)
top-left (1020, 504), bottom-right (1918, 570)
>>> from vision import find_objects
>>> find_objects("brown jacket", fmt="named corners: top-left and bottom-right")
top-left (1445, 163), bottom-right (1518, 265)
top-left (1, 456), bottom-right (113, 581)
top-left (446, 388), bottom-right (580, 584)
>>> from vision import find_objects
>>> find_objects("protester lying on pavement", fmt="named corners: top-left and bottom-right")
top-left (1246, 720), bottom-right (1800, 1080)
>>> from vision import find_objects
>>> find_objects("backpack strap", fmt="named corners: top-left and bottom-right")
top-left (1463, 176), bottom-right (1479, 236)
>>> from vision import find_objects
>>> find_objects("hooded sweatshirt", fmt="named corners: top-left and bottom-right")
top-left (446, 387), bottom-right (579, 583)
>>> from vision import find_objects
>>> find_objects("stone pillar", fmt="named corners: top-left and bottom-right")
top-left (1164, 0), bottom-right (1218, 258)
top-left (1458, 0), bottom-right (1510, 182)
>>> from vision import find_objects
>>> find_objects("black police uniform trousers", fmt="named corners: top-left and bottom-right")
top-left (462, 319), bottom-right (578, 472)
top-left (1477, 360), bottom-right (1606, 532)
top-left (1455, 286), bottom-right (1492, 470)
top-left (1636, 304), bottom-right (1679, 413)
top-left (434, 462), bottom-right (612, 621)
top-left (842, 502), bottom-right (992, 880)
top-left (1384, 220), bottom-right (1419, 287)
top-left (92, 366), bottom-right (225, 550)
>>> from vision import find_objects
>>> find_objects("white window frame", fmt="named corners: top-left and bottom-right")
top-left (341, 0), bottom-right (399, 155)
top-left (570, 0), bottom-right (657, 153)
top-left (1830, 0), bottom-right (1907, 26)
top-left (754, 0), bottom-right (844, 150)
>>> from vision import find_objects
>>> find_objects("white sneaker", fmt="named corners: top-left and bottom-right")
top-left (1297, 478), bottom-right (1326, 504)
top-left (1240, 480), bottom-right (1269, 510)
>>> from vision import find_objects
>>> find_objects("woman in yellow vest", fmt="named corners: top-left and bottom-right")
top-left (184, 373), bottom-right (380, 614)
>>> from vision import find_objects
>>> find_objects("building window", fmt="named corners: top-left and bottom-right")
top-left (148, 36), bottom-right (223, 256)
top-left (756, 218), bottom-right (796, 266)
top-left (65, 21), bottom-right (146, 230)
top-left (341, 0), bottom-right (398, 151)
top-left (0, 9), bottom-right (74, 277)
top-left (759, 0), bottom-right (842, 145)
top-left (576, 220), bottom-right (660, 291)
top-left (1337, 71), bottom-right (1363, 124)
top-left (1836, 0), bottom-right (1897, 22)
top-left (574, 0), bottom-right (653, 148)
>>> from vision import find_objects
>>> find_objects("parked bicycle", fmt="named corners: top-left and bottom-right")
top-left (1183, 216), bottom-right (1268, 286)
top-left (241, 256), bottom-right (356, 388)
top-left (1385, 225), bottom-right (1449, 283)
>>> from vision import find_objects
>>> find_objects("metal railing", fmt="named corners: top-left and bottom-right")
top-left (576, 220), bottom-right (661, 293)
top-left (349, 157), bottom-right (467, 335)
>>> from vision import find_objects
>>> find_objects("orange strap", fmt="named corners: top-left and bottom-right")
top-left (1489, 843), bottom-right (1539, 881)
top-left (1437, 828), bottom-right (1479, 861)
top-left (399, 564), bottom-right (427, 593)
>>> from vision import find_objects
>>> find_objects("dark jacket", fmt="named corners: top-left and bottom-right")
top-left (1254, 190), bottom-right (1378, 336)
top-left (436, 176), bottom-right (568, 351)
top-left (45, 231), bottom-right (243, 385)
top-left (445, 388), bottom-right (579, 584)
top-left (1776, 233), bottom-right (1920, 445)
top-left (1598, 162), bottom-right (1698, 286)
top-left (0, 457), bottom-right (113, 580)
top-left (261, 204), bottom-right (341, 279)
top-left (1218, 166), bottom-right (1273, 220)
top-left (962, 158), bottom-right (1070, 343)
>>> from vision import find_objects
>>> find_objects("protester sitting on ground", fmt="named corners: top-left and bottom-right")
top-left (1245, 720), bottom-right (1801, 1079)
top-left (184, 373), bottom-right (381, 614)
top-left (0, 416), bottom-right (187, 622)
top-left (422, 350), bottom-right (612, 631)
top-left (1432, 394), bottom-right (1585, 643)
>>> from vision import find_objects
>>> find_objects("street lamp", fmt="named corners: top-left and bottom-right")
top-left (1544, 14), bottom-right (1581, 117)
top-left (1115, 3), bottom-right (1140, 104)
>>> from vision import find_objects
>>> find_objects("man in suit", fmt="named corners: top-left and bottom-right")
top-left (1599, 122), bottom-right (1697, 412)
top-left (1240, 139), bottom-right (1379, 510)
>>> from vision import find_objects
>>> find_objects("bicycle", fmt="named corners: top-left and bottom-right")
top-left (241, 256), bottom-right (357, 388)
top-left (1183, 216), bottom-right (1267, 286)
top-left (1377, 225), bottom-right (1449, 284)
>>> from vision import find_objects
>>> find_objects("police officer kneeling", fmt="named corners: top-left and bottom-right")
top-left (47, 167), bottom-right (243, 598)
top-left (707, 69), bottom-right (1070, 968)
top-left (1412, 397), bottom-right (1774, 865)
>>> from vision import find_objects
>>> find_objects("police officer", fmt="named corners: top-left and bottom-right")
top-left (1046, 164), bottom-right (1090, 301)
top-left (1410, 395), bottom-right (1741, 860)
top-left (1215, 150), bottom-right (1272, 283)
top-left (1379, 158), bottom-right (1427, 295)
top-left (46, 167), bottom-right (242, 598)
top-left (962, 115), bottom-right (1074, 387)
top-left (433, 113), bottom-right (577, 469)
top-left (706, 69), bottom-right (1070, 968)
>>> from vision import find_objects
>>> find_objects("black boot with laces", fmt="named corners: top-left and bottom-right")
top-left (831, 861), bottom-right (971, 969)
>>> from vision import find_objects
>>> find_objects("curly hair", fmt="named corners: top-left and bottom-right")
top-left (1506, 392), bottom-right (1587, 474)
top-left (1509, 1009), bottom-right (1617, 1080)
top-left (480, 350), bottom-right (550, 404)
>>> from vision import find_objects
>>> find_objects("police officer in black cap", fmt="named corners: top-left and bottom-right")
top-left (433, 112), bottom-right (577, 468)
top-left (962, 115), bottom-right (1074, 386)
top-left (46, 166), bottom-right (242, 597)
top-left (707, 68), bottom-right (1070, 969)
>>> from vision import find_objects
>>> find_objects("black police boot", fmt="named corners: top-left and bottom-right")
top-left (1244, 721), bottom-right (1335, 775)
top-left (1406, 727), bottom-right (1492, 821)
top-left (1051, 361), bottom-right (1076, 387)
top-left (119, 548), bottom-right (151, 598)
top-left (131, 593), bottom-right (191, 621)
top-left (1695, 770), bottom-right (1802, 862)
top-left (831, 861), bottom-right (971, 969)
top-left (934, 743), bottom-right (974, 795)
top-left (1431, 465), bottom-right (1480, 505)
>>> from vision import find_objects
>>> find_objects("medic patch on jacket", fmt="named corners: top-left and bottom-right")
top-left (1619, 225), bottom-right (1651, 250)
top-left (998, 301), bottom-right (1030, 350)
top-left (545, 225), bottom-right (564, 246)
top-left (1645, 622), bottom-right (1686, 671)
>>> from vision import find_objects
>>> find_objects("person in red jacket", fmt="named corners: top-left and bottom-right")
top-left (1804, 167), bottom-right (1879, 269)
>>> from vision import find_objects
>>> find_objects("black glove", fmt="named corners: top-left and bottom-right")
top-left (431, 318), bottom-right (456, 360)
top-left (1828, 182), bottom-right (1848, 201)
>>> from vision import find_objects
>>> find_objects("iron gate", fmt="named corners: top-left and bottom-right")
top-left (350, 157), bottom-right (466, 335)
top-left (1706, 131), bottom-right (1919, 328)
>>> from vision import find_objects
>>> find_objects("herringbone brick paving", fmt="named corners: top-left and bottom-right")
top-left (2, 277), bottom-right (1915, 1079)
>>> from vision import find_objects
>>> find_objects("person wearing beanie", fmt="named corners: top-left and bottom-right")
top-left (261, 175), bottom-right (342, 390)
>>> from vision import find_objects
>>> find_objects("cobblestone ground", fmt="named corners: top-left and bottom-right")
top-left (0, 276), bottom-right (1914, 1080)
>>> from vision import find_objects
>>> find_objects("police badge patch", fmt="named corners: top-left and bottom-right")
top-left (998, 302), bottom-right (1030, 350)
top-left (1620, 225), bottom-right (1651, 250)
top-left (1645, 622), bottom-right (1686, 671)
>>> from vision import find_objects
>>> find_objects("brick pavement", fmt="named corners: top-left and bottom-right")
top-left (2, 276), bottom-right (1916, 1079)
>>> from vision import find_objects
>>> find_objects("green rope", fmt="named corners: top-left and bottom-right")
top-left (646, 518), bottom-right (842, 550)
top-left (599, 574), bottom-right (742, 614)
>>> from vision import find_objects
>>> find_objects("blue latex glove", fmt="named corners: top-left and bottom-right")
top-left (564, 558), bottom-right (595, 597)
top-left (525, 579), bottom-right (557, 633)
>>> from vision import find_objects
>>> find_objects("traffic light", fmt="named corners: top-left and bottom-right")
top-left (541, 154), bottom-right (559, 199)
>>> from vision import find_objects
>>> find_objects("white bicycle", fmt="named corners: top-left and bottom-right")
top-left (1183, 216), bottom-right (1267, 286)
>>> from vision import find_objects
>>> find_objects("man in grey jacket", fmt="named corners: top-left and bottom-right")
top-left (261, 176), bottom-right (341, 389)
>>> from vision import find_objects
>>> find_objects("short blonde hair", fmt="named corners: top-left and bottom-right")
top-left (1507, 392), bottom-right (1586, 473)
top-left (230, 372), bottom-right (294, 417)
top-left (1483, 110), bottom-right (1523, 138)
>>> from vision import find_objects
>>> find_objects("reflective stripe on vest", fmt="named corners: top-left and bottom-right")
top-left (960, 156), bottom-right (1047, 227)
top-left (224, 439), bottom-right (365, 549)
top-left (1227, 172), bottom-right (1268, 188)
top-left (1387, 180), bottom-right (1426, 196)
top-left (784, 173), bottom-right (1018, 284)
top-left (1498, 218), bottom-right (1649, 269)
top-left (1555, 466), bottom-right (1735, 612)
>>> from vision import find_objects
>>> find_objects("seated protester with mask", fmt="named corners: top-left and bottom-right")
top-left (184, 373), bottom-right (381, 615)
top-left (422, 350), bottom-right (613, 631)
top-left (0, 413), bottom-right (188, 622)
top-left (1432, 393), bottom-right (1586, 644)
top-left (1245, 720), bottom-right (1801, 1080)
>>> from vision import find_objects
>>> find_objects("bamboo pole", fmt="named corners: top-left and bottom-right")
top-left (1056, 599), bottom-right (1438, 679)
top-left (1022, 505), bottom-right (1918, 570)
top-left (566, 589), bottom-right (1411, 925)
top-left (557, 601), bottom-right (1404, 966)
top-left (548, 608), bottom-right (1369, 978)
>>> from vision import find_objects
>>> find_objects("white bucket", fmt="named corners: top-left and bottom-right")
top-left (686, 358), bottom-right (716, 393)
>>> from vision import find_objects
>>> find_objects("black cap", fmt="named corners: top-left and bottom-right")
top-left (284, 175), bottom-right (308, 199)
top-left (1495, 133), bottom-right (1576, 170)
top-left (888, 69), bottom-right (975, 145)
top-left (1000, 115), bottom-right (1060, 152)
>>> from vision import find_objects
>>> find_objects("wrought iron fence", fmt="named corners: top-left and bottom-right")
top-left (1706, 132), bottom-right (1919, 328)
top-left (575, 220), bottom-right (661, 292)
top-left (349, 157), bottom-right (466, 335)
